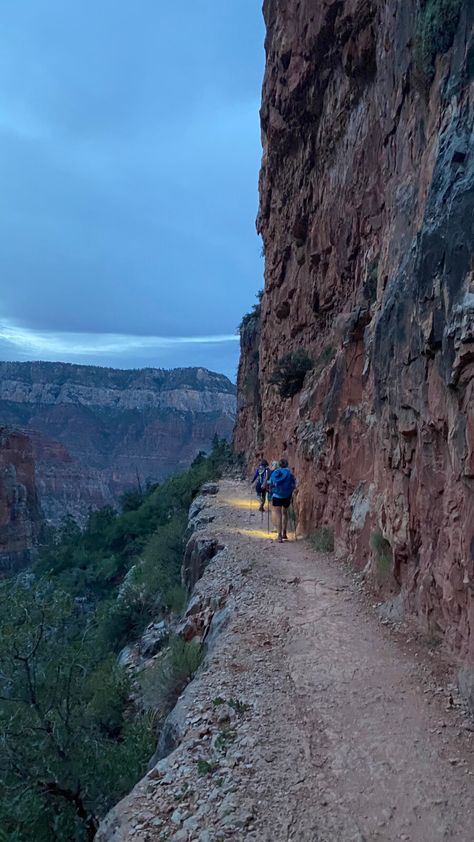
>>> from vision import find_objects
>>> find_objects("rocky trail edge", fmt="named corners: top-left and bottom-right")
top-left (98, 480), bottom-right (474, 842)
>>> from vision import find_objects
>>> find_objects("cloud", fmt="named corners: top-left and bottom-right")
top-left (0, 318), bottom-right (238, 357)
top-left (0, 1), bottom-right (263, 376)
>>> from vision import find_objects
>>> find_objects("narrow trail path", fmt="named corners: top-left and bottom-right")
top-left (100, 480), bottom-right (474, 842)
top-left (217, 481), bottom-right (474, 841)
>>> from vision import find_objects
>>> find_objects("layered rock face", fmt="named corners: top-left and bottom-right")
top-left (235, 1), bottom-right (474, 656)
top-left (0, 428), bottom-right (41, 572)
top-left (0, 362), bottom-right (236, 524)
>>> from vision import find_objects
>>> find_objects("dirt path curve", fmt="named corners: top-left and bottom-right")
top-left (99, 480), bottom-right (474, 842)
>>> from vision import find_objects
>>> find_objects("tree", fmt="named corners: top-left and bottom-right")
top-left (0, 580), bottom-right (153, 842)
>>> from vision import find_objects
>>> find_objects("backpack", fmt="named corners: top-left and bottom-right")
top-left (270, 467), bottom-right (295, 498)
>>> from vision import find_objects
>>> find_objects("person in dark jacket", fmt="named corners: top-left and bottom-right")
top-left (251, 459), bottom-right (270, 512)
top-left (269, 458), bottom-right (296, 542)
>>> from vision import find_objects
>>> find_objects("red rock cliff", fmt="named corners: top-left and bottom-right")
top-left (0, 428), bottom-right (41, 573)
top-left (235, 1), bottom-right (474, 657)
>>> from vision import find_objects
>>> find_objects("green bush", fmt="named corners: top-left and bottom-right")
top-left (239, 290), bottom-right (263, 331)
top-left (310, 526), bottom-right (335, 553)
top-left (140, 637), bottom-right (203, 713)
top-left (0, 581), bottom-right (155, 842)
top-left (415, 0), bottom-right (463, 86)
top-left (270, 350), bottom-right (313, 398)
top-left (371, 529), bottom-right (392, 575)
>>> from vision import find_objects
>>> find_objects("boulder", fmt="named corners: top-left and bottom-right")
top-left (139, 621), bottom-right (169, 658)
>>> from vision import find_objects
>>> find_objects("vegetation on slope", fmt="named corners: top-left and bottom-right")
top-left (239, 289), bottom-right (263, 332)
top-left (0, 438), bottom-right (233, 842)
top-left (270, 350), bottom-right (313, 399)
top-left (415, 0), bottom-right (463, 85)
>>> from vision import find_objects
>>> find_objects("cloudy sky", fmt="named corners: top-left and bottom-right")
top-left (0, 1), bottom-right (264, 381)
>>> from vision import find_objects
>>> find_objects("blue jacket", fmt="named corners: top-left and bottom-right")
top-left (270, 467), bottom-right (295, 499)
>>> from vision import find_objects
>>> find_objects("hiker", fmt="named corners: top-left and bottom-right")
top-left (267, 460), bottom-right (280, 531)
top-left (269, 458), bottom-right (296, 542)
top-left (251, 458), bottom-right (270, 512)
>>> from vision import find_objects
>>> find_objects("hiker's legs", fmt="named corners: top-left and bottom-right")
top-left (256, 482), bottom-right (264, 511)
top-left (282, 507), bottom-right (288, 538)
top-left (270, 500), bottom-right (278, 531)
top-left (275, 505), bottom-right (283, 538)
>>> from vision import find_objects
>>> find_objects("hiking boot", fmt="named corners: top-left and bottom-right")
top-left (259, 503), bottom-right (265, 512)
top-left (282, 532), bottom-right (288, 540)
top-left (277, 534), bottom-right (283, 543)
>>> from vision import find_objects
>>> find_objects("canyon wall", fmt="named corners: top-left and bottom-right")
top-left (235, 1), bottom-right (474, 657)
top-left (0, 428), bottom-right (41, 573)
top-left (0, 362), bottom-right (236, 525)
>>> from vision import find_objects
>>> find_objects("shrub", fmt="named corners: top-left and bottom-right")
top-left (270, 350), bottom-right (313, 398)
top-left (197, 759), bottom-right (218, 776)
top-left (414, 0), bottom-right (463, 86)
top-left (239, 290), bottom-right (263, 331)
top-left (0, 581), bottom-right (155, 842)
top-left (371, 529), bottom-right (392, 575)
top-left (228, 698), bottom-right (251, 715)
top-left (120, 488), bottom-right (145, 512)
top-left (140, 637), bottom-right (203, 713)
top-left (310, 526), bottom-right (335, 553)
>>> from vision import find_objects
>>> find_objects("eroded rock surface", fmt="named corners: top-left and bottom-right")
top-left (234, 1), bottom-right (474, 658)
top-left (0, 427), bottom-right (41, 572)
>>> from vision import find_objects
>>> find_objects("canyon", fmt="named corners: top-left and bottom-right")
top-left (5, 2), bottom-right (474, 836)
top-left (0, 361), bottom-right (235, 533)
top-left (235, 0), bottom-right (474, 660)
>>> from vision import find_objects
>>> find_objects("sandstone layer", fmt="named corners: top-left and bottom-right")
top-left (234, 2), bottom-right (474, 658)
top-left (0, 427), bottom-right (41, 573)
top-left (0, 361), bottom-right (236, 524)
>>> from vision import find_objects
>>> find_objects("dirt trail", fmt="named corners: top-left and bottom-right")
top-left (99, 480), bottom-right (474, 842)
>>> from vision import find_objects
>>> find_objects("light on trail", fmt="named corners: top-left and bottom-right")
top-left (220, 496), bottom-right (262, 511)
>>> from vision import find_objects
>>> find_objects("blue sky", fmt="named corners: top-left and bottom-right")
top-left (0, 1), bottom-right (265, 381)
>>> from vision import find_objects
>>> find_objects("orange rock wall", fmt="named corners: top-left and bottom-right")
top-left (235, 1), bottom-right (474, 657)
top-left (0, 428), bottom-right (41, 573)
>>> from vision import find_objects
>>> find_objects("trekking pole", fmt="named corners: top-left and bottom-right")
top-left (290, 502), bottom-right (297, 542)
top-left (267, 500), bottom-right (270, 534)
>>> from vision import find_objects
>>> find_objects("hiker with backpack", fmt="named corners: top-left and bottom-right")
top-left (269, 458), bottom-right (296, 542)
top-left (267, 460), bottom-right (280, 531)
top-left (251, 459), bottom-right (270, 512)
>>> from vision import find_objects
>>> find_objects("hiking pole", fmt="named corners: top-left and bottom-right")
top-left (290, 501), bottom-right (297, 542)
top-left (267, 499), bottom-right (270, 534)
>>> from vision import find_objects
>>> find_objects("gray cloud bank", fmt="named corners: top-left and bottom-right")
top-left (0, 1), bottom-right (264, 380)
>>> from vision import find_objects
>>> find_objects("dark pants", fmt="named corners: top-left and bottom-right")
top-left (256, 482), bottom-right (266, 504)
